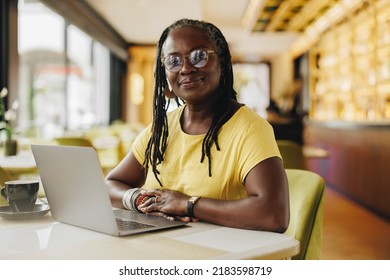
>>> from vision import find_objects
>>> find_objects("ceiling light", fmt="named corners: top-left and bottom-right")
top-left (241, 0), bottom-right (266, 30)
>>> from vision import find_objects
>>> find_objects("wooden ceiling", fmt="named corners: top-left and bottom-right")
top-left (252, 0), bottom-right (337, 32)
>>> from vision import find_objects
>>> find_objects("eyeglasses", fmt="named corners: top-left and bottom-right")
top-left (161, 49), bottom-right (216, 73)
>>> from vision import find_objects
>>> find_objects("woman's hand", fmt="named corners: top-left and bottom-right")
top-left (137, 189), bottom-right (199, 223)
top-left (138, 208), bottom-right (176, 221)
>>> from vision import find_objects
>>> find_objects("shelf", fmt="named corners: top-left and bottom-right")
top-left (309, 0), bottom-right (390, 122)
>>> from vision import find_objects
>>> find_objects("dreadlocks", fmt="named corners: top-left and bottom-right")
top-left (144, 18), bottom-right (237, 186)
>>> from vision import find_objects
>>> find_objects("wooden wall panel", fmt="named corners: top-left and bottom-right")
top-left (304, 122), bottom-right (390, 220)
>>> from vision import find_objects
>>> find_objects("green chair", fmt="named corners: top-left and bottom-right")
top-left (54, 137), bottom-right (94, 147)
top-left (277, 140), bottom-right (305, 169)
top-left (54, 136), bottom-right (117, 175)
top-left (285, 169), bottom-right (325, 260)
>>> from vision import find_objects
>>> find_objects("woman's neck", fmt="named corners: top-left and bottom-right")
top-left (181, 104), bottom-right (214, 135)
top-left (180, 99), bottom-right (241, 135)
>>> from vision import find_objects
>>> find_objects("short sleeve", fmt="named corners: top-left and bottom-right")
top-left (237, 119), bottom-right (281, 184)
top-left (131, 124), bottom-right (152, 165)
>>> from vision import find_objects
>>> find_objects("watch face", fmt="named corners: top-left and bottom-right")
top-left (190, 196), bottom-right (199, 203)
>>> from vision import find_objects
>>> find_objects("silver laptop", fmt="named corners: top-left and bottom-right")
top-left (31, 144), bottom-right (186, 236)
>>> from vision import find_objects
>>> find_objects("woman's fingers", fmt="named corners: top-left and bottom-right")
top-left (145, 211), bottom-right (175, 221)
top-left (138, 196), bottom-right (158, 212)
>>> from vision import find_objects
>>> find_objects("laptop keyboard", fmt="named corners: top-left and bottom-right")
top-left (116, 218), bottom-right (156, 231)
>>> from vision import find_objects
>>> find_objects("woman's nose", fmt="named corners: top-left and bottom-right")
top-left (179, 57), bottom-right (196, 74)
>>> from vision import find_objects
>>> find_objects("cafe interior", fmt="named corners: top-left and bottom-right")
top-left (0, 0), bottom-right (389, 260)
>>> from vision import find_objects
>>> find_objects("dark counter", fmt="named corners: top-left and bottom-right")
top-left (304, 120), bottom-right (390, 221)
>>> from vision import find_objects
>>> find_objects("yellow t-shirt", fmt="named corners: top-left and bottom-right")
top-left (132, 105), bottom-right (281, 200)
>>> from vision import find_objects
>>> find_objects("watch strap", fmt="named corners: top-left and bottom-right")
top-left (187, 196), bottom-right (200, 218)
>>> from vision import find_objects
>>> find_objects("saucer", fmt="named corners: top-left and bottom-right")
top-left (0, 204), bottom-right (50, 220)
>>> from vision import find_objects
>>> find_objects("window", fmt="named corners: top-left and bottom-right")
top-left (233, 63), bottom-right (270, 118)
top-left (18, 0), bottom-right (110, 139)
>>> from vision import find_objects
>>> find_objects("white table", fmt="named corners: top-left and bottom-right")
top-left (0, 150), bottom-right (37, 176)
top-left (0, 214), bottom-right (299, 260)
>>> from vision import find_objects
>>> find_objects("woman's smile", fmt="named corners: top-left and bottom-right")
top-left (179, 76), bottom-right (205, 88)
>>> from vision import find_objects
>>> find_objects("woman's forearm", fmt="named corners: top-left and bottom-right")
top-left (105, 179), bottom-right (134, 209)
top-left (193, 196), bottom-right (289, 232)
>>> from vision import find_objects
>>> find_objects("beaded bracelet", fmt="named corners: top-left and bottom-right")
top-left (135, 194), bottom-right (150, 208)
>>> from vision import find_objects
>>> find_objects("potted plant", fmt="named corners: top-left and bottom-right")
top-left (0, 87), bottom-right (19, 156)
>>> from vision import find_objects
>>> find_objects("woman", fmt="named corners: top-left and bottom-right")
top-left (105, 18), bottom-right (289, 232)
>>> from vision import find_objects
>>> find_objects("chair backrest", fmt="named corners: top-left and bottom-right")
top-left (285, 169), bottom-right (325, 260)
top-left (54, 137), bottom-right (93, 147)
top-left (277, 140), bottom-right (305, 169)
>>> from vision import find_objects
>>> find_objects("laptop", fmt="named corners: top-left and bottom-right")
top-left (31, 144), bottom-right (186, 236)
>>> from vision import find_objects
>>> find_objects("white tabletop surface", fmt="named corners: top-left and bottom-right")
top-left (0, 213), bottom-right (299, 260)
top-left (0, 150), bottom-right (37, 169)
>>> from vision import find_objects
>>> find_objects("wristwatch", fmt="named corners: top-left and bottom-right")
top-left (187, 196), bottom-right (201, 218)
